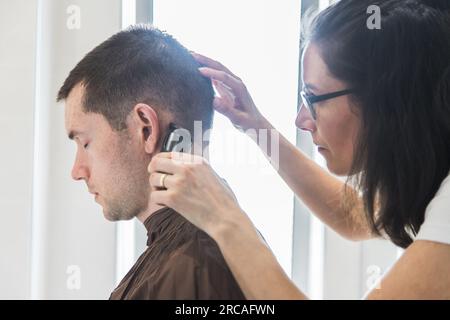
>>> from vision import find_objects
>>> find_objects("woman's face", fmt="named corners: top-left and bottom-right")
top-left (296, 43), bottom-right (361, 176)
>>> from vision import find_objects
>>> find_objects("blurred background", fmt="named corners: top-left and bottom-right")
top-left (0, 0), bottom-right (400, 299)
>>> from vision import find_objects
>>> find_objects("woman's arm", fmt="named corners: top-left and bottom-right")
top-left (215, 212), bottom-right (308, 299)
top-left (148, 153), bottom-right (450, 299)
top-left (220, 219), bottom-right (450, 300)
top-left (257, 118), bottom-right (374, 241)
top-left (195, 53), bottom-right (375, 241)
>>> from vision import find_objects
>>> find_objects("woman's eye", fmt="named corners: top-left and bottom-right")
top-left (83, 143), bottom-right (89, 149)
top-left (303, 90), bottom-right (315, 97)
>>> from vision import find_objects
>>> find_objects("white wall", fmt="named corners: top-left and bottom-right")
top-left (0, 0), bottom-right (37, 299)
top-left (31, 0), bottom-right (122, 299)
top-left (0, 0), bottom-right (123, 299)
top-left (322, 230), bottom-right (399, 299)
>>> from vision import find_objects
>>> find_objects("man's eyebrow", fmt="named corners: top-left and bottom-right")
top-left (68, 130), bottom-right (83, 140)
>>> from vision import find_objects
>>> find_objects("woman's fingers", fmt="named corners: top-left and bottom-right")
top-left (213, 79), bottom-right (235, 101)
top-left (193, 55), bottom-right (265, 131)
top-left (212, 79), bottom-right (236, 111)
top-left (192, 52), bottom-right (239, 79)
top-left (199, 67), bottom-right (244, 94)
top-left (149, 152), bottom-right (204, 173)
top-left (149, 171), bottom-right (177, 190)
top-left (148, 156), bottom-right (179, 175)
top-left (150, 189), bottom-right (172, 207)
top-left (154, 151), bottom-right (206, 163)
top-left (147, 152), bottom-right (244, 235)
top-left (153, 151), bottom-right (173, 159)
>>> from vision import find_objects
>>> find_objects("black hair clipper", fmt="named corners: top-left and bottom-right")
top-left (161, 123), bottom-right (192, 153)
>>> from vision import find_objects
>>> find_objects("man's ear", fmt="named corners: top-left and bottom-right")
top-left (132, 103), bottom-right (160, 154)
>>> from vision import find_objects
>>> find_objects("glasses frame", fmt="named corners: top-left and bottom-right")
top-left (300, 89), bottom-right (354, 120)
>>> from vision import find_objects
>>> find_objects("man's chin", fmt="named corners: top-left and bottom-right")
top-left (101, 207), bottom-right (123, 222)
top-left (101, 207), bottom-right (137, 222)
top-left (102, 208), bottom-right (118, 221)
top-left (103, 212), bottom-right (115, 221)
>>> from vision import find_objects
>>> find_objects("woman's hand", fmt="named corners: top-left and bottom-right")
top-left (148, 152), bottom-right (305, 300)
top-left (192, 52), bottom-right (269, 131)
top-left (148, 152), bottom-right (252, 237)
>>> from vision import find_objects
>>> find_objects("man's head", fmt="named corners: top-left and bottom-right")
top-left (58, 25), bottom-right (214, 221)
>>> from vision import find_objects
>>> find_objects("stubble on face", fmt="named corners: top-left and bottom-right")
top-left (101, 132), bottom-right (151, 221)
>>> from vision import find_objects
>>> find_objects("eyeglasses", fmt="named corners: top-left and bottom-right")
top-left (300, 89), bottom-right (353, 120)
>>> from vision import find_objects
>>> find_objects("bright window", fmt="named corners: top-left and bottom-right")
top-left (153, 0), bottom-right (301, 275)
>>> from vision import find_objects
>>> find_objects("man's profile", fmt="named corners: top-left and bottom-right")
top-left (57, 25), bottom-right (244, 300)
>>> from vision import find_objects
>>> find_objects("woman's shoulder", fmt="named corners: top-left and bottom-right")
top-left (433, 172), bottom-right (450, 197)
top-left (415, 172), bottom-right (450, 245)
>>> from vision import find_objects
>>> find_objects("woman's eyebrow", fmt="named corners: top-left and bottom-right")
top-left (304, 83), bottom-right (319, 91)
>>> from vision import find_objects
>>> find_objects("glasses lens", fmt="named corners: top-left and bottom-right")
top-left (301, 92), bottom-right (316, 120)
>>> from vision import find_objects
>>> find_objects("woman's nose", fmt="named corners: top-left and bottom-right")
top-left (295, 103), bottom-right (316, 133)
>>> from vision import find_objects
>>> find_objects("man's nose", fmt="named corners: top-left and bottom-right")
top-left (295, 103), bottom-right (316, 133)
top-left (71, 155), bottom-right (89, 181)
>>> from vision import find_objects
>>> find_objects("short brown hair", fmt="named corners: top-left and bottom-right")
top-left (57, 25), bottom-right (214, 134)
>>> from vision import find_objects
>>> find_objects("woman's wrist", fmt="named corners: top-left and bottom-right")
top-left (244, 114), bottom-right (278, 159)
top-left (211, 208), bottom-right (260, 247)
top-left (251, 113), bottom-right (272, 131)
top-left (238, 112), bottom-right (271, 133)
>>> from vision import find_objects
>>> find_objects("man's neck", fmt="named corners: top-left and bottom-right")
top-left (136, 147), bottom-right (210, 224)
top-left (136, 201), bottom-right (165, 224)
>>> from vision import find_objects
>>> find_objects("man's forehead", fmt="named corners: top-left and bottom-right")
top-left (65, 110), bottom-right (84, 137)
top-left (64, 84), bottom-right (90, 137)
top-left (65, 109), bottom-right (99, 140)
top-left (66, 114), bottom-right (88, 140)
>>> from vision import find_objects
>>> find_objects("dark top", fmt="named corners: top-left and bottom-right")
top-left (109, 207), bottom-right (245, 300)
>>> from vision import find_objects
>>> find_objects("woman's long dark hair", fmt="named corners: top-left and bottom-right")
top-left (305, 0), bottom-right (450, 248)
